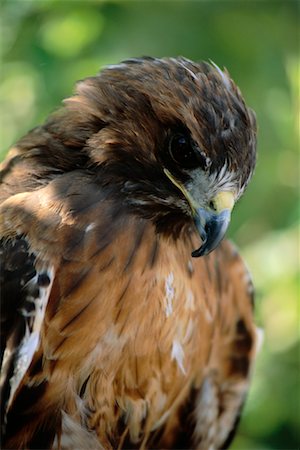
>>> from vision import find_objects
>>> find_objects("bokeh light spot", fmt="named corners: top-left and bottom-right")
top-left (40, 10), bottom-right (104, 58)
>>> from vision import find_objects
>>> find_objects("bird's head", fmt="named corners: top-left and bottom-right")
top-left (63, 57), bottom-right (257, 257)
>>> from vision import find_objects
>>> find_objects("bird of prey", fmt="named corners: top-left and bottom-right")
top-left (0, 57), bottom-right (258, 450)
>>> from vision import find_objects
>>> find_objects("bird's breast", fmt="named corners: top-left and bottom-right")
top-left (45, 218), bottom-right (216, 446)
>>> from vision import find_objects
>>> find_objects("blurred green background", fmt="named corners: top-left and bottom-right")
top-left (0, 0), bottom-right (299, 448)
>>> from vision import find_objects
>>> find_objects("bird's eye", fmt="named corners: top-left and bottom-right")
top-left (168, 133), bottom-right (205, 170)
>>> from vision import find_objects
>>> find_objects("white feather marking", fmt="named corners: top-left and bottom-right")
top-left (156, 392), bottom-right (167, 411)
top-left (8, 265), bottom-right (55, 407)
top-left (177, 59), bottom-right (199, 81)
top-left (85, 222), bottom-right (96, 233)
top-left (1, 348), bottom-right (12, 369)
top-left (193, 377), bottom-right (218, 444)
top-left (204, 308), bottom-right (213, 323)
top-left (171, 339), bottom-right (186, 375)
top-left (187, 260), bottom-right (194, 275)
top-left (183, 318), bottom-right (194, 344)
top-left (164, 272), bottom-right (175, 317)
top-left (185, 290), bottom-right (195, 311)
top-left (194, 375), bottom-right (249, 448)
top-left (209, 161), bottom-right (237, 190)
top-left (200, 298), bottom-right (213, 323)
top-left (152, 407), bottom-right (172, 431)
top-left (187, 164), bottom-right (239, 208)
top-left (210, 61), bottom-right (232, 90)
top-left (106, 63), bottom-right (126, 70)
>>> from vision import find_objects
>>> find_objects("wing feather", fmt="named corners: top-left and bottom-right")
top-left (0, 236), bottom-right (54, 442)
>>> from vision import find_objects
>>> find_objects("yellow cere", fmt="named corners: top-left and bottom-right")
top-left (213, 191), bottom-right (235, 213)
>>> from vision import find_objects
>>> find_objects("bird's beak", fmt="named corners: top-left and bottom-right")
top-left (163, 169), bottom-right (235, 257)
top-left (191, 194), bottom-right (233, 257)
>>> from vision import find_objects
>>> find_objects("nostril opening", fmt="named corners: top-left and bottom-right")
top-left (209, 200), bottom-right (216, 211)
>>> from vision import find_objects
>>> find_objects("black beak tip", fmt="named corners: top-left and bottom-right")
top-left (191, 241), bottom-right (210, 258)
top-left (191, 241), bottom-right (215, 258)
top-left (191, 245), bottom-right (207, 258)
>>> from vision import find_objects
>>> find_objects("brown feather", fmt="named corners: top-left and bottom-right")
top-left (0, 57), bottom-right (257, 449)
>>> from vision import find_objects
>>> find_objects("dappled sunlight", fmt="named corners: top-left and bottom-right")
top-left (39, 10), bottom-right (104, 58)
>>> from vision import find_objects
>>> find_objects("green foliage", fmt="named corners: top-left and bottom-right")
top-left (1, 1), bottom-right (299, 448)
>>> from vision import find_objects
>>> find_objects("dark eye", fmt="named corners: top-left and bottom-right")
top-left (168, 133), bottom-right (205, 170)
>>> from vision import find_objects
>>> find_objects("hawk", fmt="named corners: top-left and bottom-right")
top-left (0, 57), bottom-right (258, 449)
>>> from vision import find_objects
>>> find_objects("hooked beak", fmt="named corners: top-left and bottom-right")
top-left (191, 207), bottom-right (231, 257)
top-left (163, 169), bottom-right (235, 258)
top-left (191, 190), bottom-right (235, 257)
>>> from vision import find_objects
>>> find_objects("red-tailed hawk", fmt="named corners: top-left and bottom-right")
top-left (0, 57), bottom-right (258, 449)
